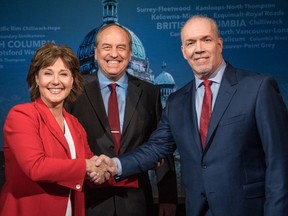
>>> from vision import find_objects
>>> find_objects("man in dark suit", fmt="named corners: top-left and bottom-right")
top-left (94, 15), bottom-right (288, 216)
top-left (68, 23), bottom-right (177, 216)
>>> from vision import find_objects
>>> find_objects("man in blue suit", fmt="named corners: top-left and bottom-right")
top-left (94, 15), bottom-right (288, 216)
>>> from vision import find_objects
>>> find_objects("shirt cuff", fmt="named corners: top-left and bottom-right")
top-left (113, 157), bottom-right (122, 177)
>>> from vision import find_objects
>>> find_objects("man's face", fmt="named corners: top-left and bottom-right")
top-left (94, 25), bottom-right (132, 81)
top-left (181, 18), bottom-right (223, 80)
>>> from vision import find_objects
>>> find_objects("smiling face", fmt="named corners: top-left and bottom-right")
top-left (181, 17), bottom-right (223, 80)
top-left (35, 58), bottom-right (73, 108)
top-left (94, 25), bottom-right (132, 82)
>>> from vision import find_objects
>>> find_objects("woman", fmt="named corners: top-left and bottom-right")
top-left (0, 43), bottom-right (107, 216)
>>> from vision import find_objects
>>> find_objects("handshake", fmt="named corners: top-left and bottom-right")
top-left (85, 155), bottom-right (118, 184)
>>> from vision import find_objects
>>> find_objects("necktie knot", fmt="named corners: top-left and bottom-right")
top-left (202, 80), bottom-right (212, 88)
top-left (109, 83), bottom-right (117, 92)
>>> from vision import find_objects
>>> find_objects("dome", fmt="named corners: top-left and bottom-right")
top-left (155, 71), bottom-right (175, 85)
top-left (77, 27), bottom-right (101, 74)
top-left (77, 25), bottom-right (146, 74)
top-left (77, 0), bottom-right (146, 74)
top-left (128, 30), bottom-right (146, 60)
top-left (154, 62), bottom-right (176, 108)
top-left (155, 62), bottom-right (175, 85)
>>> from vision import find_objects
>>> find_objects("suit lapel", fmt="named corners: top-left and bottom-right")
top-left (63, 112), bottom-right (84, 158)
top-left (84, 78), bottom-right (111, 134)
top-left (205, 64), bottom-right (238, 151)
top-left (189, 81), bottom-right (204, 152)
top-left (34, 99), bottom-right (71, 156)
top-left (175, 81), bottom-right (203, 153)
top-left (122, 76), bottom-right (142, 137)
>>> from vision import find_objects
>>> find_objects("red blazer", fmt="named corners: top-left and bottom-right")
top-left (0, 98), bottom-right (94, 216)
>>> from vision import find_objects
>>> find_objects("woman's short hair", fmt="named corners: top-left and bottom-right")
top-left (26, 42), bottom-right (83, 103)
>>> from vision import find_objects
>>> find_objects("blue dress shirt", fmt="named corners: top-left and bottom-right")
top-left (97, 70), bottom-right (129, 133)
top-left (195, 61), bottom-right (226, 127)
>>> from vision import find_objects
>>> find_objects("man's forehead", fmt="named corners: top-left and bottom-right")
top-left (182, 22), bottom-right (214, 38)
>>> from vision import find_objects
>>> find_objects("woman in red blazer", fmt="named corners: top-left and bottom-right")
top-left (0, 43), bottom-right (108, 216)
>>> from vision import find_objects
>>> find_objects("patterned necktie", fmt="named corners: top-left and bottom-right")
top-left (108, 83), bottom-right (121, 155)
top-left (200, 80), bottom-right (212, 149)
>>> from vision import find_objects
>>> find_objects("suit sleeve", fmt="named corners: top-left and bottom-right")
top-left (255, 77), bottom-right (288, 215)
top-left (119, 93), bottom-right (177, 179)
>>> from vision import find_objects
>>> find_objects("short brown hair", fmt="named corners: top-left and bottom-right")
top-left (26, 43), bottom-right (83, 103)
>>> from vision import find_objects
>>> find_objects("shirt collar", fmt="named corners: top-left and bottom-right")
top-left (195, 60), bottom-right (227, 89)
top-left (97, 70), bottom-right (128, 90)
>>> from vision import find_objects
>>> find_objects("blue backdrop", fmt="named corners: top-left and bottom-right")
top-left (1, 0), bottom-right (287, 153)
top-left (1, 0), bottom-right (288, 201)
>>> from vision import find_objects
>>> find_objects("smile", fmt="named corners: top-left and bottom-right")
top-left (194, 56), bottom-right (209, 63)
top-left (107, 60), bottom-right (120, 64)
top-left (194, 56), bottom-right (209, 60)
top-left (48, 88), bottom-right (63, 94)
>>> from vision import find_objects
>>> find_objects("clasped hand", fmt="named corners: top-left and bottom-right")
top-left (85, 155), bottom-right (118, 184)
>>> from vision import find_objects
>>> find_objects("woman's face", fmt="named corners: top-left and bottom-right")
top-left (35, 58), bottom-right (73, 108)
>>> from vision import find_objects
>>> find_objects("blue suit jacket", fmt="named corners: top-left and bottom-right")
top-left (119, 63), bottom-right (288, 216)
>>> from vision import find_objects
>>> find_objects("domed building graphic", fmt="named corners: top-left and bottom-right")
top-left (77, 0), bottom-right (154, 83)
top-left (155, 62), bottom-right (177, 107)
top-left (77, 0), bottom-right (182, 201)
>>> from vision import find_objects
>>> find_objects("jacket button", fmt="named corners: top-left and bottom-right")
top-left (200, 192), bottom-right (206, 198)
top-left (76, 184), bottom-right (81, 190)
top-left (202, 163), bottom-right (207, 169)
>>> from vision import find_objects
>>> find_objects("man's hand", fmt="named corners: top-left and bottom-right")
top-left (87, 154), bottom-right (119, 184)
top-left (157, 158), bottom-right (165, 168)
top-left (95, 154), bottom-right (119, 176)
top-left (85, 156), bottom-right (111, 184)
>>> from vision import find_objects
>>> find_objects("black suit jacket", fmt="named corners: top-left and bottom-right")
top-left (68, 72), bottom-right (177, 216)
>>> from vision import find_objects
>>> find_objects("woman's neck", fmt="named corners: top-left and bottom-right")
top-left (50, 106), bottom-right (65, 133)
